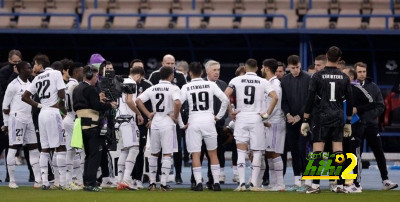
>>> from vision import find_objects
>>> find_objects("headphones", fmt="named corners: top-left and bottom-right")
top-left (85, 65), bottom-right (94, 80)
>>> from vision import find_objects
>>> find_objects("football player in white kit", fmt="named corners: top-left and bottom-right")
top-left (22, 54), bottom-right (67, 190)
top-left (180, 62), bottom-right (229, 191)
top-left (2, 62), bottom-right (41, 189)
top-left (225, 59), bottom-right (278, 191)
top-left (63, 63), bottom-right (84, 190)
top-left (116, 66), bottom-right (144, 190)
top-left (136, 67), bottom-right (181, 191)
top-left (261, 59), bottom-right (286, 191)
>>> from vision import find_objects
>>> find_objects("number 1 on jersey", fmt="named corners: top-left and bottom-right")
top-left (329, 82), bottom-right (336, 101)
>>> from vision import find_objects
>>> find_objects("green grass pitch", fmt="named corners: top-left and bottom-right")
top-left (1, 187), bottom-right (399, 202)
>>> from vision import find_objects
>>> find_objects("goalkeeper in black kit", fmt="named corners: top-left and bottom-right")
top-left (300, 46), bottom-right (353, 194)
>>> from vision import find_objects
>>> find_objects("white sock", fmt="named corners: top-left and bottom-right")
top-left (29, 149), bottom-right (41, 183)
top-left (273, 156), bottom-right (284, 187)
top-left (7, 148), bottom-right (17, 183)
top-left (305, 180), bottom-right (312, 186)
top-left (78, 152), bottom-right (85, 183)
top-left (220, 167), bottom-right (225, 177)
top-left (117, 150), bottom-right (128, 183)
top-left (73, 152), bottom-right (83, 184)
top-left (294, 176), bottom-right (302, 187)
top-left (52, 153), bottom-right (59, 185)
top-left (258, 157), bottom-right (266, 187)
top-left (211, 164), bottom-right (220, 184)
top-left (193, 167), bottom-right (202, 184)
top-left (312, 183), bottom-right (320, 189)
top-left (123, 147), bottom-right (139, 182)
top-left (66, 149), bottom-right (75, 185)
top-left (161, 156), bottom-right (172, 186)
top-left (57, 151), bottom-right (67, 187)
top-left (268, 158), bottom-right (276, 187)
top-left (251, 151), bottom-right (262, 187)
top-left (233, 166), bottom-right (238, 175)
top-left (237, 149), bottom-right (247, 185)
top-left (149, 156), bottom-right (158, 184)
top-left (40, 152), bottom-right (50, 186)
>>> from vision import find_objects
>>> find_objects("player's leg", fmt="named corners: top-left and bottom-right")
top-left (186, 123), bottom-right (203, 190)
top-left (159, 125), bottom-right (175, 191)
top-left (306, 125), bottom-right (325, 194)
top-left (6, 115), bottom-right (22, 188)
top-left (25, 122), bottom-right (41, 188)
top-left (286, 123), bottom-right (302, 189)
top-left (233, 121), bottom-right (249, 191)
top-left (249, 122), bottom-right (266, 191)
top-left (148, 129), bottom-right (160, 190)
top-left (204, 124), bottom-right (221, 191)
top-left (117, 149), bottom-right (128, 185)
top-left (38, 110), bottom-right (52, 189)
top-left (63, 117), bottom-right (75, 188)
top-left (55, 117), bottom-right (67, 189)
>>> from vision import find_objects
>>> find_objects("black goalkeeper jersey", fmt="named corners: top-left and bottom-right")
top-left (305, 66), bottom-right (353, 127)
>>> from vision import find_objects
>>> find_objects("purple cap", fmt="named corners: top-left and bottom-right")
top-left (89, 53), bottom-right (105, 65)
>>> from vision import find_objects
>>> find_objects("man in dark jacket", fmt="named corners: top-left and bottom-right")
top-left (354, 62), bottom-right (398, 190)
top-left (281, 55), bottom-right (311, 191)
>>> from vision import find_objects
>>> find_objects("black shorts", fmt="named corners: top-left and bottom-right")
top-left (312, 125), bottom-right (343, 143)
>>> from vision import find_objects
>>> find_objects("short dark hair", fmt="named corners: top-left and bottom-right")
top-left (245, 58), bottom-right (257, 69)
top-left (51, 61), bottom-right (63, 72)
top-left (287, 55), bottom-right (300, 65)
top-left (34, 54), bottom-right (50, 68)
top-left (16, 61), bottom-right (30, 73)
top-left (235, 65), bottom-right (246, 76)
top-left (83, 65), bottom-right (98, 79)
top-left (308, 64), bottom-right (315, 70)
top-left (343, 66), bottom-right (357, 79)
top-left (159, 66), bottom-right (173, 80)
top-left (189, 62), bottom-right (203, 77)
top-left (130, 59), bottom-right (144, 68)
top-left (8, 49), bottom-right (22, 60)
top-left (130, 66), bottom-right (145, 76)
top-left (338, 60), bottom-right (346, 67)
top-left (354, 61), bottom-right (367, 69)
top-left (277, 61), bottom-right (286, 68)
top-left (69, 62), bottom-right (83, 77)
top-left (263, 58), bottom-right (278, 74)
top-left (60, 58), bottom-right (74, 71)
top-left (326, 46), bottom-right (342, 62)
top-left (315, 54), bottom-right (327, 62)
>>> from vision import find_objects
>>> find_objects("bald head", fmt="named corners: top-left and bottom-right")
top-left (162, 54), bottom-right (175, 68)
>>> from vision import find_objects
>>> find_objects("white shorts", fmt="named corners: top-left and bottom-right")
top-left (234, 120), bottom-right (266, 150)
top-left (185, 122), bottom-right (217, 153)
top-left (38, 107), bottom-right (65, 149)
top-left (118, 121), bottom-right (140, 148)
top-left (150, 125), bottom-right (177, 154)
top-left (63, 116), bottom-right (74, 150)
top-left (265, 122), bottom-right (286, 154)
top-left (8, 115), bottom-right (37, 145)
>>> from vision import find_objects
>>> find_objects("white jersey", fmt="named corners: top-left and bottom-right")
top-left (65, 78), bottom-right (79, 120)
top-left (228, 72), bottom-right (274, 118)
top-left (181, 78), bottom-right (229, 121)
top-left (27, 67), bottom-right (66, 107)
top-left (117, 77), bottom-right (138, 117)
top-left (264, 76), bottom-right (284, 123)
top-left (137, 80), bottom-right (181, 129)
top-left (2, 77), bottom-right (32, 124)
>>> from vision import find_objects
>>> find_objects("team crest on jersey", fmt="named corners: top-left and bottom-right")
top-left (139, 87), bottom-right (143, 93)
top-left (173, 78), bottom-right (177, 83)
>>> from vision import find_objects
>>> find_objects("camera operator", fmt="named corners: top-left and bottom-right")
top-left (73, 65), bottom-right (117, 192)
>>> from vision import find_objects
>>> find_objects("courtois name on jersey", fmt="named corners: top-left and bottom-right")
top-left (27, 68), bottom-right (66, 107)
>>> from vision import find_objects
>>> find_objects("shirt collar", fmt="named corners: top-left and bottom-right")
top-left (44, 67), bottom-right (53, 71)
top-left (245, 72), bottom-right (257, 76)
top-left (159, 80), bottom-right (171, 84)
top-left (69, 78), bottom-right (78, 83)
top-left (191, 78), bottom-right (203, 82)
top-left (267, 76), bottom-right (277, 82)
top-left (17, 76), bottom-right (28, 84)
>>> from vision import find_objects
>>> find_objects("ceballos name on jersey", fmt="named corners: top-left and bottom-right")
top-left (152, 87), bottom-right (169, 91)
top-left (38, 73), bottom-right (50, 80)
top-left (322, 74), bottom-right (343, 80)
top-left (187, 84), bottom-right (210, 91)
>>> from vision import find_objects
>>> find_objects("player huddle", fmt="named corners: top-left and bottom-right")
top-left (2, 46), bottom-right (396, 193)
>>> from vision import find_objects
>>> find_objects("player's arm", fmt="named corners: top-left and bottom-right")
top-left (2, 84), bottom-right (14, 114)
top-left (214, 85), bottom-right (229, 120)
top-left (125, 93), bottom-right (143, 124)
top-left (22, 91), bottom-right (41, 109)
top-left (224, 86), bottom-right (236, 119)
top-left (172, 88), bottom-right (182, 122)
top-left (344, 79), bottom-right (353, 122)
top-left (58, 89), bottom-right (67, 116)
top-left (263, 90), bottom-right (278, 118)
top-left (135, 89), bottom-right (153, 120)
